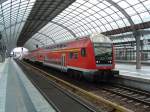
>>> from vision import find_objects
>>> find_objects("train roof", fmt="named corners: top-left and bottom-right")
top-left (40, 33), bottom-right (112, 50)
top-left (89, 33), bottom-right (112, 43)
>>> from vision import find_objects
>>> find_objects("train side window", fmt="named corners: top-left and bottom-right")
top-left (69, 52), bottom-right (73, 59)
top-left (74, 53), bottom-right (78, 59)
top-left (81, 48), bottom-right (86, 57)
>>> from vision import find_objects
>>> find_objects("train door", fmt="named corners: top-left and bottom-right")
top-left (61, 54), bottom-right (66, 72)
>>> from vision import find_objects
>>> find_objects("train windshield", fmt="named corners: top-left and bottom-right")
top-left (94, 43), bottom-right (112, 65)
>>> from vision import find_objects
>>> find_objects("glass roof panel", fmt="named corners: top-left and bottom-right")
top-left (133, 4), bottom-right (146, 13)
top-left (116, 0), bottom-right (150, 24)
top-left (126, 0), bottom-right (140, 5)
top-left (118, 1), bottom-right (129, 8)
top-left (140, 12), bottom-right (150, 22)
top-left (131, 15), bottom-right (142, 24)
top-left (25, 0), bottom-right (150, 50)
top-left (125, 7), bottom-right (137, 15)
top-left (0, 0), bottom-right (36, 51)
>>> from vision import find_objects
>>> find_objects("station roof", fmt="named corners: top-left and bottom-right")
top-left (0, 0), bottom-right (150, 51)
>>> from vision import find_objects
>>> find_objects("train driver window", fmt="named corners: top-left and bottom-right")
top-left (69, 52), bottom-right (73, 59)
top-left (81, 48), bottom-right (86, 57)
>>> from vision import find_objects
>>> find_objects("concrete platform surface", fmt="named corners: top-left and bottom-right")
top-left (116, 63), bottom-right (150, 80)
top-left (0, 58), bottom-right (56, 112)
top-left (116, 60), bottom-right (150, 66)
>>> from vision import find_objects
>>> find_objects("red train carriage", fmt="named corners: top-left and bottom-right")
top-left (24, 33), bottom-right (118, 80)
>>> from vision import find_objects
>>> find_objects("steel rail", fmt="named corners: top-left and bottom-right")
top-left (18, 60), bottom-right (133, 112)
top-left (17, 60), bottom-right (100, 112)
top-left (99, 86), bottom-right (150, 106)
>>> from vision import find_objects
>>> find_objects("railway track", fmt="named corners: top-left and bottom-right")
top-left (16, 60), bottom-right (100, 112)
top-left (103, 86), bottom-right (150, 107)
top-left (17, 59), bottom-right (150, 112)
top-left (98, 84), bottom-right (150, 107)
top-left (27, 61), bottom-right (150, 108)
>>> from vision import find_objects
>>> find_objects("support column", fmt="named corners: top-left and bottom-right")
top-left (134, 31), bottom-right (141, 69)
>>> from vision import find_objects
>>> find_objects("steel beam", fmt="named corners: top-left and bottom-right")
top-left (51, 21), bottom-right (76, 39)
top-left (37, 32), bottom-right (56, 43)
top-left (133, 31), bottom-right (141, 69)
top-left (2, 20), bottom-right (76, 43)
top-left (105, 0), bottom-right (142, 69)
top-left (17, 0), bottom-right (76, 46)
top-left (105, 0), bottom-right (134, 26)
top-left (0, 0), bottom-right (8, 4)
top-left (102, 21), bottom-right (150, 36)
top-left (32, 38), bottom-right (45, 46)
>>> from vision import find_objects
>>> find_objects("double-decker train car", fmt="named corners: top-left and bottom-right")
top-left (24, 33), bottom-right (118, 80)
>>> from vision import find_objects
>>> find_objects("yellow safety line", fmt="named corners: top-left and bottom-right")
top-left (21, 60), bottom-right (133, 112)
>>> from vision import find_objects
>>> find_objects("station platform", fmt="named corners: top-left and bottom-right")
top-left (116, 63), bottom-right (150, 80)
top-left (0, 58), bottom-right (56, 112)
top-left (116, 60), bottom-right (150, 66)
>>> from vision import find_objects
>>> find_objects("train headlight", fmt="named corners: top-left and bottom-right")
top-left (108, 61), bottom-right (112, 63)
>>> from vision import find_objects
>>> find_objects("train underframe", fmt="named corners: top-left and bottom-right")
top-left (24, 59), bottom-right (119, 82)
top-left (68, 68), bottom-right (119, 82)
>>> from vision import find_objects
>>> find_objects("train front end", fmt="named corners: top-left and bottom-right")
top-left (90, 33), bottom-right (118, 79)
top-left (94, 42), bottom-right (114, 70)
top-left (90, 33), bottom-right (114, 70)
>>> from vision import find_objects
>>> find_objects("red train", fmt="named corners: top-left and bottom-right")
top-left (23, 33), bottom-right (118, 80)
